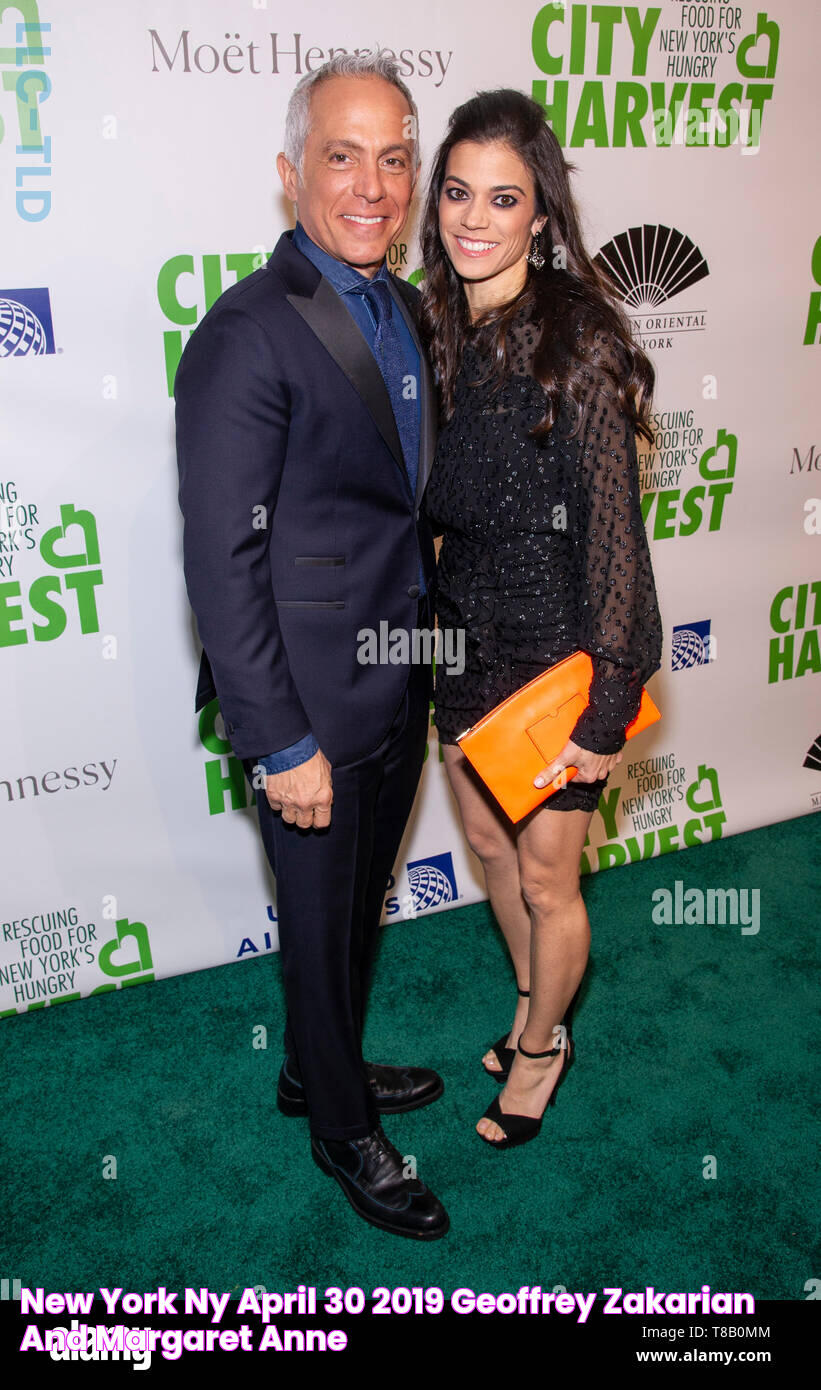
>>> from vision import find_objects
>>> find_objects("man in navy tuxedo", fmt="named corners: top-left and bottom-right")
top-left (175, 53), bottom-right (448, 1239)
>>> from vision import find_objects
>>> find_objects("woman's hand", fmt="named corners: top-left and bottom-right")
top-left (534, 738), bottom-right (623, 789)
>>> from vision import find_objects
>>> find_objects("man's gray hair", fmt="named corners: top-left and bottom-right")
top-left (283, 49), bottom-right (420, 177)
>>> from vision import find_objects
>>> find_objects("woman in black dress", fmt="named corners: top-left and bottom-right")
top-left (419, 90), bottom-right (663, 1149)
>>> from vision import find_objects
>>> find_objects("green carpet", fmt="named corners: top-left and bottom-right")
top-left (2, 811), bottom-right (818, 1300)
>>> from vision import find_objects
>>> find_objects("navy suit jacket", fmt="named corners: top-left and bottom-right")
top-left (174, 229), bottom-right (437, 768)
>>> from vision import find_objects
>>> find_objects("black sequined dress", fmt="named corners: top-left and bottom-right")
top-left (425, 300), bottom-right (663, 813)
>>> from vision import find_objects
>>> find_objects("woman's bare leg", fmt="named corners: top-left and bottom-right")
top-left (441, 744), bottom-right (532, 1068)
top-left (477, 802), bottom-right (593, 1142)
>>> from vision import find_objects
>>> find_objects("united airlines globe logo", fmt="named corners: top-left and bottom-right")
top-left (0, 299), bottom-right (46, 355)
top-left (672, 620), bottom-right (712, 672)
top-left (407, 852), bottom-right (458, 913)
top-left (408, 864), bottom-right (453, 912)
top-left (0, 289), bottom-right (56, 357)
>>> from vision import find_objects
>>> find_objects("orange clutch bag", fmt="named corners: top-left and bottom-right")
top-left (455, 650), bottom-right (661, 823)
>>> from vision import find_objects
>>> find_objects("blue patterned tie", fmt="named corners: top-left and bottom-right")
top-left (353, 277), bottom-right (419, 501)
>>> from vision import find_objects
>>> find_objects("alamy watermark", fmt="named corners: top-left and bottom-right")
top-left (356, 622), bottom-right (464, 675)
top-left (651, 880), bottom-right (760, 935)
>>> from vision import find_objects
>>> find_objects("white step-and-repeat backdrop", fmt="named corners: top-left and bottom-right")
top-left (2, 1), bottom-right (819, 1017)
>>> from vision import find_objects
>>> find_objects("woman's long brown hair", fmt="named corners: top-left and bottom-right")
top-left (419, 88), bottom-right (655, 445)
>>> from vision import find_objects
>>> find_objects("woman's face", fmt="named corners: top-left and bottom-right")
top-left (438, 139), bottom-right (546, 290)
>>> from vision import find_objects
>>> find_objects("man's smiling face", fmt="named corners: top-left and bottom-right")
top-left (277, 74), bottom-right (418, 279)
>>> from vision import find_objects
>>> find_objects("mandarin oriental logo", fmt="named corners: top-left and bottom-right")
top-left (804, 735), bottom-right (821, 774)
top-left (596, 225), bottom-right (709, 308)
top-left (803, 733), bottom-right (821, 811)
top-left (594, 225), bottom-right (710, 351)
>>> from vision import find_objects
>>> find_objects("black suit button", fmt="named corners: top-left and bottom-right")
top-left (407, 584), bottom-right (420, 599)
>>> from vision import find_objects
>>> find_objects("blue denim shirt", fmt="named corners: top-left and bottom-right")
top-left (256, 221), bottom-right (422, 777)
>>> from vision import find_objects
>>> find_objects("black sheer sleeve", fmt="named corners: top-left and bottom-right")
top-left (568, 328), bottom-right (663, 754)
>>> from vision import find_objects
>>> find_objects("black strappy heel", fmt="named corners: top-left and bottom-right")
top-left (482, 986), bottom-right (530, 1082)
top-left (478, 1034), bottom-right (574, 1150)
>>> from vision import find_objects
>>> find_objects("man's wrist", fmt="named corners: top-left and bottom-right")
top-left (256, 733), bottom-right (319, 775)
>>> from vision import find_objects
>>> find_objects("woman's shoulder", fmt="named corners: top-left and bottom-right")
top-left (504, 298), bottom-right (625, 381)
top-left (566, 305), bottom-right (631, 378)
top-left (500, 298), bottom-right (544, 377)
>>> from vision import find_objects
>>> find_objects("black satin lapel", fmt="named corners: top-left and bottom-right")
top-left (388, 278), bottom-right (438, 507)
top-left (286, 278), bottom-right (406, 476)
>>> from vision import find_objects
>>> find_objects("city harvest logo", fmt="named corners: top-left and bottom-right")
top-left (0, 501), bottom-right (103, 645)
top-left (198, 698), bottom-right (253, 816)
top-left (672, 619), bottom-right (714, 671)
top-left (768, 579), bottom-right (820, 684)
top-left (530, 3), bottom-right (778, 150)
top-left (0, 910), bottom-right (154, 1017)
top-left (640, 427), bottom-right (737, 540)
top-left (157, 252), bottom-right (264, 394)
top-left (158, 245), bottom-right (413, 395)
top-left (0, 288), bottom-right (55, 356)
top-left (0, 12), bottom-right (52, 220)
top-left (803, 235), bottom-right (821, 346)
top-left (594, 225), bottom-right (709, 350)
top-left (581, 758), bottom-right (726, 876)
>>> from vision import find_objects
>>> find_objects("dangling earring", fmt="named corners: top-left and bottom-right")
top-left (527, 229), bottom-right (545, 270)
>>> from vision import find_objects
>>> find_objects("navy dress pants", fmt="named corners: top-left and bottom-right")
top-left (243, 653), bottom-right (430, 1140)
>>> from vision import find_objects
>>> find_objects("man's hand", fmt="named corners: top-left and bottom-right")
top-left (534, 738), bottom-right (623, 789)
top-left (264, 749), bottom-right (333, 828)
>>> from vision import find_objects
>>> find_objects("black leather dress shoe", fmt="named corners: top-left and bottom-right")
top-left (277, 1058), bottom-right (444, 1117)
top-left (311, 1125), bottom-right (449, 1240)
